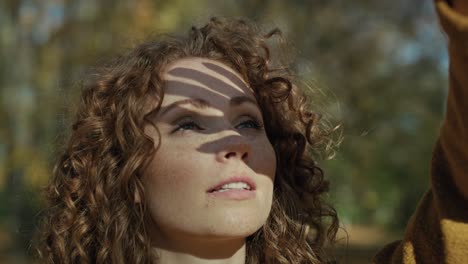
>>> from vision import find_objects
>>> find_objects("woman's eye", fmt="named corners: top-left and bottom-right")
top-left (174, 121), bottom-right (203, 132)
top-left (237, 118), bottom-right (264, 130)
top-left (172, 116), bottom-right (263, 133)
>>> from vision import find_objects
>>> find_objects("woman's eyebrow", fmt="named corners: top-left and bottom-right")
top-left (159, 96), bottom-right (259, 117)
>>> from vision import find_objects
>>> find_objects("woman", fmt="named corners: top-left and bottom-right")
top-left (34, 0), bottom-right (468, 263)
top-left (34, 15), bottom-right (338, 264)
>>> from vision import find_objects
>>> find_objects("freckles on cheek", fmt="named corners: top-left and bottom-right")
top-left (152, 150), bottom-right (197, 191)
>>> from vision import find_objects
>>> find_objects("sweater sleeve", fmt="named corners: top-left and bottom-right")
top-left (372, 1), bottom-right (468, 263)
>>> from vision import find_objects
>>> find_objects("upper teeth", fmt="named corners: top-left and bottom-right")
top-left (219, 182), bottom-right (251, 190)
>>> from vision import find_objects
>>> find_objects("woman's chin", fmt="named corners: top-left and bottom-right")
top-left (198, 210), bottom-right (268, 238)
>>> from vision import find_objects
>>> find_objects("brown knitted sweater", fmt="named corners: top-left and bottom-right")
top-left (372, 0), bottom-right (468, 263)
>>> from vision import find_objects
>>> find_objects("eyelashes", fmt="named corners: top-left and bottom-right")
top-left (237, 118), bottom-right (264, 130)
top-left (173, 120), bottom-right (204, 132)
top-left (172, 115), bottom-right (264, 133)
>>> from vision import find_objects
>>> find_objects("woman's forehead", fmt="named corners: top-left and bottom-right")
top-left (164, 57), bottom-right (244, 83)
top-left (162, 57), bottom-right (255, 102)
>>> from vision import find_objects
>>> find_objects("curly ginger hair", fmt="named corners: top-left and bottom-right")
top-left (33, 17), bottom-right (339, 264)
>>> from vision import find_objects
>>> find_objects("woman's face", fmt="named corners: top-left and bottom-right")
top-left (142, 57), bottom-right (276, 244)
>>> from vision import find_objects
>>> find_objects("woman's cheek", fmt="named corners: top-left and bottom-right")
top-left (254, 140), bottom-right (276, 179)
top-left (161, 145), bottom-right (206, 187)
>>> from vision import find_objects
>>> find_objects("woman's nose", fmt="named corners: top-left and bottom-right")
top-left (215, 137), bottom-right (251, 163)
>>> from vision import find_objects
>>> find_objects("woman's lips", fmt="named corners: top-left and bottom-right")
top-left (207, 175), bottom-right (257, 193)
top-left (207, 189), bottom-right (256, 200)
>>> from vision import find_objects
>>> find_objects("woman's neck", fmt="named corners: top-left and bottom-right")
top-left (153, 236), bottom-right (247, 264)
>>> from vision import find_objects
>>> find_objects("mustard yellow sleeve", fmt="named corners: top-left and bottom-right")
top-left (372, 1), bottom-right (468, 263)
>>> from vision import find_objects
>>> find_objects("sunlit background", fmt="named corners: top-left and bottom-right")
top-left (0, 0), bottom-right (448, 263)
